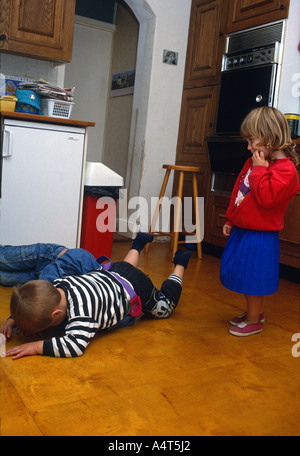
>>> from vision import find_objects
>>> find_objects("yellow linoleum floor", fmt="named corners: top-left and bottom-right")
top-left (0, 239), bottom-right (299, 436)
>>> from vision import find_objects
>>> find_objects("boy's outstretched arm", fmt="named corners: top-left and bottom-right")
top-left (5, 340), bottom-right (43, 360)
top-left (1, 317), bottom-right (15, 339)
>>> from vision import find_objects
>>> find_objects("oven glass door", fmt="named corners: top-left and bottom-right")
top-left (206, 136), bottom-right (250, 194)
top-left (216, 64), bottom-right (277, 135)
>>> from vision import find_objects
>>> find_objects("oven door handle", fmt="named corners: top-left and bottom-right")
top-left (268, 64), bottom-right (278, 106)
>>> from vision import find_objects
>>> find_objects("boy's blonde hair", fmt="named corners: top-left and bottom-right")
top-left (240, 106), bottom-right (299, 165)
top-left (10, 280), bottom-right (61, 334)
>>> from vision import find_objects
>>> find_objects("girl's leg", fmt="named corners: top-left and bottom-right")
top-left (244, 295), bottom-right (264, 324)
top-left (229, 295), bottom-right (264, 336)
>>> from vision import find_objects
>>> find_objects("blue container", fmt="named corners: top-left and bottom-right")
top-left (15, 90), bottom-right (42, 115)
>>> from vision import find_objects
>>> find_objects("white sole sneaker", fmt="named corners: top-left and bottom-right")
top-left (230, 312), bottom-right (265, 326)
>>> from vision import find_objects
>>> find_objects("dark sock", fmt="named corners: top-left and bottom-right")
top-left (173, 249), bottom-right (192, 269)
top-left (130, 232), bottom-right (154, 252)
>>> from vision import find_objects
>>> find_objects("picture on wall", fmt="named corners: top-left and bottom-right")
top-left (162, 50), bottom-right (178, 65)
top-left (110, 69), bottom-right (135, 97)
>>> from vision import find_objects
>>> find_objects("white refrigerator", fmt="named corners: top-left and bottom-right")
top-left (0, 118), bottom-right (86, 247)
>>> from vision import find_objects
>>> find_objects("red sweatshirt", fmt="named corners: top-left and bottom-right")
top-left (225, 157), bottom-right (300, 231)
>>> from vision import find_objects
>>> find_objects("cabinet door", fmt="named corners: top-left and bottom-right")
top-left (279, 174), bottom-right (300, 268)
top-left (184, 0), bottom-right (228, 88)
top-left (175, 85), bottom-right (219, 199)
top-left (0, 0), bottom-right (75, 62)
top-left (204, 193), bottom-right (229, 246)
top-left (177, 85), bottom-right (219, 161)
top-left (0, 123), bottom-right (85, 247)
top-left (227, 0), bottom-right (290, 32)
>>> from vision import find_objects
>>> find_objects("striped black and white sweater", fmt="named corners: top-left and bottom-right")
top-left (43, 270), bottom-right (131, 358)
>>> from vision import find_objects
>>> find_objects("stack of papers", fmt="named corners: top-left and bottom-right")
top-left (18, 79), bottom-right (75, 102)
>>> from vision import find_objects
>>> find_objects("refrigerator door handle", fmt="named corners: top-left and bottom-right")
top-left (3, 128), bottom-right (13, 157)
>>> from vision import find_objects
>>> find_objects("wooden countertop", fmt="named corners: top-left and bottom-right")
top-left (0, 110), bottom-right (95, 127)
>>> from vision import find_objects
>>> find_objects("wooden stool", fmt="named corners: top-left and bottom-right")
top-left (145, 164), bottom-right (202, 259)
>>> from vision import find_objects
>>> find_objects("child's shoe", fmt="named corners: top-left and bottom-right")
top-left (230, 312), bottom-right (265, 325)
top-left (229, 321), bottom-right (262, 337)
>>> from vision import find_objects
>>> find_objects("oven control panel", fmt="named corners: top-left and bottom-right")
top-left (222, 43), bottom-right (281, 71)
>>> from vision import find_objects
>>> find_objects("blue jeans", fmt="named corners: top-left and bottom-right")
top-left (0, 243), bottom-right (100, 286)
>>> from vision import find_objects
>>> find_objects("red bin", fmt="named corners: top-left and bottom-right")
top-left (80, 163), bottom-right (123, 259)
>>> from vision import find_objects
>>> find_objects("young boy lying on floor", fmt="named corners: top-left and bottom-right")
top-left (1, 234), bottom-right (192, 359)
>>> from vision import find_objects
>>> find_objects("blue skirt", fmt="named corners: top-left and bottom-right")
top-left (220, 227), bottom-right (279, 295)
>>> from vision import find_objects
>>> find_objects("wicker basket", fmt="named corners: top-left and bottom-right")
top-left (40, 98), bottom-right (74, 118)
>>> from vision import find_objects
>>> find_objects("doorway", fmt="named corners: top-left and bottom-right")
top-left (102, 1), bottom-right (139, 181)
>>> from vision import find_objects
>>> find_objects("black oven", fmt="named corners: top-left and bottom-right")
top-left (206, 136), bottom-right (249, 195)
top-left (216, 60), bottom-right (278, 135)
top-left (215, 43), bottom-right (281, 135)
top-left (206, 20), bottom-right (286, 194)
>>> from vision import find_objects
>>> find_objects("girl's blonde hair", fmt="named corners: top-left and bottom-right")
top-left (10, 280), bottom-right (61, 334)
top-left (240, 106), bottom-right (299, 165)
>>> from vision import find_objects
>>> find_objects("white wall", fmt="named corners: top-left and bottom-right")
top-left (139, 0), bottom-right (192, 205)
top-left (0, 53), bottom-right (60, 85)
top-left (277, 0), bottom-right (300, 124)
top-left (124, 0), bottom-right (192, 232)
top-left (102, 4), bottom-right (139, 180)
top-left (64, 16), bottom-right (115, 162)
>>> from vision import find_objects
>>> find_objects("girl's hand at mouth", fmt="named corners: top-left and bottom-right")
top-left (252, 150), bottom-right (269, 167)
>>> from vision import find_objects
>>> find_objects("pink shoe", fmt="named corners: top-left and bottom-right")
top-left (229, 322), bottom-right (262, 337)
top-left (230, 312), bottom-right (265, 326)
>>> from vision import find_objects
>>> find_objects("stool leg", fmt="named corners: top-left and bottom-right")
top-left (192, 172), bottom-right (202, 259)
top-left (144, 168), bottom-right (171, 253)
top-left (172, 170), bottom-right (184, 259)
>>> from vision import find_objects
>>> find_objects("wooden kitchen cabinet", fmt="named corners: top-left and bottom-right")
top-left (175, 0), bottom-right (229, 187)
top-left (279, 143), bottom-right (300, 268)
top-left (226, 0), bottom-right (290, 33)
top-left (204, 193), bottom-right (229, 248)
top-left (176, 0), bottom-right (298, 268)
top-left (184, 0), bottom-right (229, 88)
top-left (175, 85), bottom-right (219, 199)
top-left (175, 0), bottom-right (229, 232)
top-left (0, 0), bottom-right (76, 62)
top-left (279, 182), bottom-right (300, 268)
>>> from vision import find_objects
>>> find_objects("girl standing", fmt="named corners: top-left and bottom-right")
top-left (220, 107), bottom-right (299, 336)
